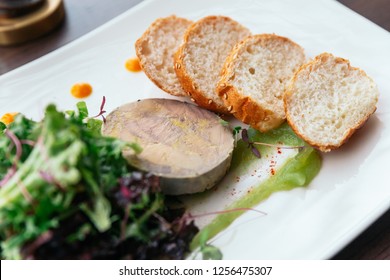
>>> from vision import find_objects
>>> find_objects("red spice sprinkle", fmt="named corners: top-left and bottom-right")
top-left (277, 147), bottom-right (282, 154)
top-left (271, 168), bottom-right (276, 176)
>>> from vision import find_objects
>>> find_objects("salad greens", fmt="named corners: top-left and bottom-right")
top-left (0, 102), bottom-right (198, 260)
top-left (0, 101), bottom-right (322, 260)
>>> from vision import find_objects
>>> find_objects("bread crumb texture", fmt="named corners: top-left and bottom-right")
top-left (284, 53), bottom-right (379, 152)
top-left (218, 34), bottom-right (305, 132)
top-left (135, 15), bottom-right (192, 96)
top-left (175, 16), bottom-right (250, 113)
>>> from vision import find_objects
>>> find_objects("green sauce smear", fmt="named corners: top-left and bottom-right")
top-left (190, 123), bottom-right (322, 250)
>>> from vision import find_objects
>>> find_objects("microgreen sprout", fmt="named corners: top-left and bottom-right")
top-left (241, 128), bottom-right (306, 158)
top-left (90, 96), bottom-right (107, 123)
top-left (232, 126), bottom-right (242, 145)
top-left (198, 230), bottom-right (222, 260)
top-left (233, 126), bottom-right (242, 136)
top-left (0, 130), bottom-right (23, 187)
top-left (241, 128), bottom-right (261, 158)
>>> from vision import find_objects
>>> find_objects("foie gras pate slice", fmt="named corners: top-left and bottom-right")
top-left (102, 98), bottom-right (234, 195)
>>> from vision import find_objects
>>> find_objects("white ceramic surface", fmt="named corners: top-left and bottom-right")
top-left (1, 0), bottom-right (389, 259)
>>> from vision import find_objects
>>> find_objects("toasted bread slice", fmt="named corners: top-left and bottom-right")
top-left (217, 34), bottom-right (305, 132)
top-left (174, 16), bottom-right (250, 113)
top-left (284, 53), bottom-right (379, 152)
top-left (135, 15), bottom-right (192, 97)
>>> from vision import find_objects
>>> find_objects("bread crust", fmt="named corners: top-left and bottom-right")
top-left (217, 34), bottom-right (305, 132)
top-left (284, 53), bottom-right (378, 152)
top-left (218, 85), bottom-right (284, 132)
top-left (174, 16), bottom-right (250, 114)
top-left (286, 110), bottom-right (375, 152)
top-left (135, 15), bottom-right (192, 97)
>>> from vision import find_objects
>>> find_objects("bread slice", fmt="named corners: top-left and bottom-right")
top-left (284, 53), bottom-right (379, 152)
top-left (174, 16), bottom-right (250, 113)
top-left (217, 34), bottom-right (305, 132)
top-left (135, 15), bottom-right (192, 97)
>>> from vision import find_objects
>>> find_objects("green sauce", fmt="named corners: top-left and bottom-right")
top-left (188, 123), bottom-right (322, 250)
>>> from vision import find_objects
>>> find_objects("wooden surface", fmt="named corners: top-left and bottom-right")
top-left (0, 0), bottom-right (389, 259)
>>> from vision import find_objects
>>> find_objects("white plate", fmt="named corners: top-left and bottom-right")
top-left (1, 0), bottom-right (390, 259)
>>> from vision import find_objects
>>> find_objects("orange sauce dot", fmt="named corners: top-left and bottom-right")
top-left (0, 112), bottom-right (18, 125)
top-left (71, 83), bottom-right (93, 99)
top-left (125, 57), bottom-right (142, 72)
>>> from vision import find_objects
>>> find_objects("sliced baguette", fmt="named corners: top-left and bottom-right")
top-left (135, 15), bottom-right (192, 97)
top-left (174, 15), bottom-right (251, 113)
top-left (284, 53), bottom-right (379, 152)
top-left (217, 34), bottom-right (305, 132)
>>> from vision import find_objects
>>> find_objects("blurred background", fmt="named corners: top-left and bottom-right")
top-left (0, 0), bottom-right (142, 74)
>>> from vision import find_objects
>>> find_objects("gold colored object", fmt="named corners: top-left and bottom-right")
top-left (0, 0), bottom-right (64, 46)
